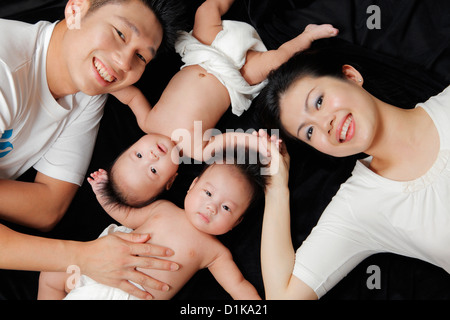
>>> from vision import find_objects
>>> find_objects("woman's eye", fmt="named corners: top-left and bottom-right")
top-left (136, 53), bottom-right (147, 64)
top-left (306, 127), bottom-right (314, 141)
top-left (136, 152), bottom-right (142, 158)
top-left (315, 96), bottom-right (323, 110)
top-left (150, 167), bottom-right (157, 174)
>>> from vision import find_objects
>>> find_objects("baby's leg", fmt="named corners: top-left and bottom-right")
top-left (277, 24), bottom-right (338, 58)
top-left (37, 271), bottom-right (71, 300)
top-left (241, 24), bottom-right (338, 85)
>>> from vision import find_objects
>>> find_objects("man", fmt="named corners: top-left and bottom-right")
top-left (0, 0), bottom-right (184, 300)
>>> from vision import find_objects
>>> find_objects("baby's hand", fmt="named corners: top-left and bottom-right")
top-left (252, 129), bottom-right (282, 157)
top-left (87, 169), bottom-right (109, 196)
top-left (252, 129), bottom-right (289, 179)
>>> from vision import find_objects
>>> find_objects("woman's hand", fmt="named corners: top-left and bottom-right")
top-left (253, 129), bottom-right (290, 184)
top-left (78, 231), bottom-right (179, 300)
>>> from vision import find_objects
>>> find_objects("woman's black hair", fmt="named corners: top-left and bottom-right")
top-left (253, 37), bottom-right (447, 142)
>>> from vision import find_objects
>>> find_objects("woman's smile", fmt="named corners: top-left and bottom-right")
top-left (337, 113), bottom-right (354, 143)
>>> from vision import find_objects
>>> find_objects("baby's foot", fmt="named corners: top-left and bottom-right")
top-left (289, 24), bottom-right (339, 52)
top-left (87, 169), bottom-right (108, 195)
top-left (303, 23), bottom-right (339, 41)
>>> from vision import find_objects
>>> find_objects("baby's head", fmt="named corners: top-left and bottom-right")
top-left (107, 133), bottom-right (179, 207)
top-left (184, 149), bottom-right (268, 235)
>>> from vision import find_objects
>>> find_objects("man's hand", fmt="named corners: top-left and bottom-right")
top-left (78, 231), bottom-right (179, 300)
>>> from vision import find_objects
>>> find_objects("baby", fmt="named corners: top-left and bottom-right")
top-left (106, 0), bottom-right (338, 207)
top-left (38, 149), bottom-right (268, 300)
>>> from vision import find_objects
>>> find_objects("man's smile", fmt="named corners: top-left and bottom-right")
top-left (93, 57), bottom-right (117, 84)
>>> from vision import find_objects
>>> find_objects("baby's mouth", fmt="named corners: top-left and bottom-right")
top-left (93, 58), bottom-right (116, 83)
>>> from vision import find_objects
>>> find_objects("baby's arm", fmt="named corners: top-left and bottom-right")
top-left (201, 131), bottom-right (270, 163)
top-left (242, 24), bottom-right (339, 85)
top-left (87, 169), bottom-right (152, 229)
top-left (111, 86), bottom-right (153, 134)
top-left (192, 0), bottom-right (235, 45)
top-left (208, 249), bottom-right (261, 300)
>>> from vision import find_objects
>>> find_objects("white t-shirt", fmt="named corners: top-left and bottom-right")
top-left (0, 19), bottom-right (106, 185)
top-left (293, 85), bottom-right (450, 298)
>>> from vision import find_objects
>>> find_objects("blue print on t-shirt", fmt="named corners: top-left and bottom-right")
top-left (0, 129), bottom-right (13, 158)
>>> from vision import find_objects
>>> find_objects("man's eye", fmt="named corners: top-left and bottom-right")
top-left (136, 152), bottom-right (142, 158)
top-left (116, 28), bottom-right (125, 40)
top-left (136, 53), bottom-right (147, 64)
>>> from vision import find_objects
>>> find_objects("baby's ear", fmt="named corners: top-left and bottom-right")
top-left (165, 173), bottom-right (179, 191)
top-left (231, 215), bottom-right (244, 231)
top-left (187, 177), bottom-right (199, 193)
top-left (64, 0), bottom-right (90, 30)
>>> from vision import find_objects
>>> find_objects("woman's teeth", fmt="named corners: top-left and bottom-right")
top-left (94, 59), bottom-right (115, 83)
top-left (340, 114), bottom-right (353, 142)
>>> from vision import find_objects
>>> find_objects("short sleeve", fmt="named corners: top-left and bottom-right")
top-left (292, 192), bottom-right (378, 298)
top-left (33, 94), bottom-right (107, 185)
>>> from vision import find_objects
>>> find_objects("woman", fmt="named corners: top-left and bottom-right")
top-left (256, 41), bottom-right (450, 299)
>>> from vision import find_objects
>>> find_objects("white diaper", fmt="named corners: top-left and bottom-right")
top-left (175, 20), bottom-right (268, 116)
top-left (64, 224), bottom-right (142, 300)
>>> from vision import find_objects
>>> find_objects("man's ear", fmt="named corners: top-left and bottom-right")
top-left (342, 64), bottom-right (364, 86)
top-left (165, 173), bottom-right (179, 191)
top-left (64, 0), bottom-right (90, 30)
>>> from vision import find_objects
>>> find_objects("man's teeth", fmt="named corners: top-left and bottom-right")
top-left (94, 60), bottom-right (115, 83)
top-left (340, 115), bottom-right (353, 142)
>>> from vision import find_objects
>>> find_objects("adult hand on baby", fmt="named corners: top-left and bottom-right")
top-left (78, 231), bottom-right (178, 300)
top-left (84, 169), bottom-right (179, 299)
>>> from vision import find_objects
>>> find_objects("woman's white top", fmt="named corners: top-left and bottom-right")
top-left (293, 86), bottom-right (450, 298)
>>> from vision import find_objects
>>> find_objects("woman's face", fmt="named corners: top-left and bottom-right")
top-left (279, 67), bottom-right (379, 157)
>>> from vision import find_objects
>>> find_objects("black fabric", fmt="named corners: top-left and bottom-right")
top-left (1, 0), bottom-right (449, 300)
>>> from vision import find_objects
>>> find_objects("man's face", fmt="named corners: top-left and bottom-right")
top-left (62, 0), bottom-right (163, 96)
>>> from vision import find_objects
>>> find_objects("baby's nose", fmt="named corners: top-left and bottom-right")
top-left (149, 150), bottom-right (159, 160)
top-left (206, 204), bottom-right (217, 215)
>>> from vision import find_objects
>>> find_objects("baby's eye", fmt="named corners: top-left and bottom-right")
top-left (306, 127), bottom-right (314, 141)
top-left (205, 190), bottom-right (212, 197)
top-left (222, 205), bottom-right (231, 212)
top-left (136, 152), bottom-right (142, 158)
top-left (150, 167), bottom-right (157, 174)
